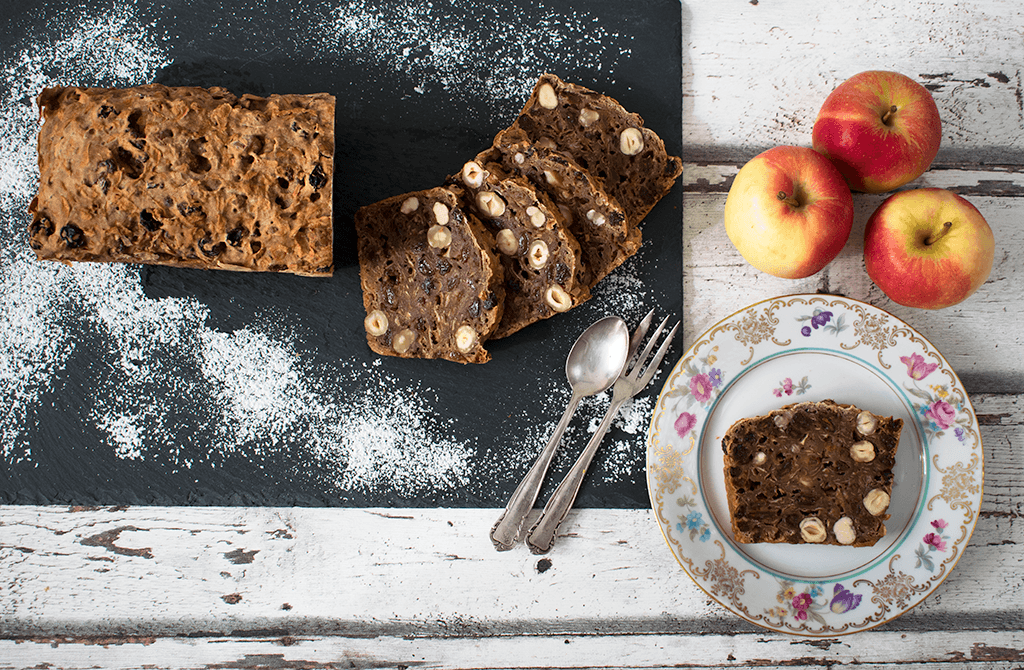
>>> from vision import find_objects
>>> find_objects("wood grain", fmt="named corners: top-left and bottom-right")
top-left (2, 630), bottom-right (1023, 670)
top-left (680, 0), bottom-right (1024, 163)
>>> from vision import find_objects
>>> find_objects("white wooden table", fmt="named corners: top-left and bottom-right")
top-left (3, 2), bottom-right (1023, 668)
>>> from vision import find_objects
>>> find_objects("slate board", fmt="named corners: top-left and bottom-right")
top-left (0, 0), bottom-right (682, 507)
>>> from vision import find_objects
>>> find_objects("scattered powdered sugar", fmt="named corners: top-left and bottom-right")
top-left (589, 252), bottom-right (652, 326)
top-left (200, 327), bottom-right (307, 448)
top-left (0, 252), bottom-right (75, 461)
top-left (311, 363), bottom-right (472, 495)
top-left (0, 0), bottom-right (651, 502)
top-left (312, 0), bottom-right (631, 120)
top-left (0, 2), bottom-right (173, 461)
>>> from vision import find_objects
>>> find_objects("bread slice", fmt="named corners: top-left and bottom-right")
top-left (504, 73), bottom-right (682, 230)
top-left (354, 187), bottom-right (504, 364)
top-left (721, 400), bottom-right (903, 547)
top-left (449, 159), bottom-right (589, 339)
top-left (486, 129), bottom-right (639, 289)
top-left (28, 84), bottom-right (334, 276)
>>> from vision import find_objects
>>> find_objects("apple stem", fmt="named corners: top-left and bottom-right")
top-left (925, 221), bottom-right (953, 246)
top-left (776, 190), bottom-right (800, 207)
top-left (881, 104), bottom-right (898, 125)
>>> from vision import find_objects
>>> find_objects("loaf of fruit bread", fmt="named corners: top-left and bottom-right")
top-left (449, 159), bottom-right (589, 339)
top-left (721, 400), bottom-right (903, 547)
top-left (354, 187), bottom-right (505, 364)
top-left (28, 84), bottom-right (334, 276)
top-left (503, 73), bottom-right (682, 230)
top-left (485, 129), bottom-right (639, 289)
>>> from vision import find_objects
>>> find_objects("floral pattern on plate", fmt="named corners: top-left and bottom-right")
top-left (647, 295), bottom-right (982, 637)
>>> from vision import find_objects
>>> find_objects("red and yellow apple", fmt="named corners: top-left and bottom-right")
top-left (813, 71), bottom-right (942, 193)
top-left (724, 145), bottom-right (854, 279)
top-left (864, 188), bottom-right (994, 309)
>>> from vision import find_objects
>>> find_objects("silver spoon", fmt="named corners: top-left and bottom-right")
top-left (490, 315), bottom-right (630, 551)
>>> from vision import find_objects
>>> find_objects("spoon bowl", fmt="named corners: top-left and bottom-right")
top-left (490, 315), bottom-right (629, 551)
top-left (566, 316), bottom-right (631, 396)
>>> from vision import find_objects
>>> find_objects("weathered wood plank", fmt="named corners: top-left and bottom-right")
top-left (680, 0), bottom-right (1024, 163)
top-left (681, 168), bottom-right (1024, 393)
top-left (1, 629), bottom-right (1022, 670)
top-left (0, 395), bottom-right (1019, 640)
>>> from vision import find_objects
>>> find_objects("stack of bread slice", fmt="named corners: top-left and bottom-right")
top-left (355, 74), bottom-right (682, 364)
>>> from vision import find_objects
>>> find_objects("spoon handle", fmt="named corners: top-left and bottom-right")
top-left (490, 391), bottom-right (583, 551)
top-left (525, 397), bottom-right (623, 554)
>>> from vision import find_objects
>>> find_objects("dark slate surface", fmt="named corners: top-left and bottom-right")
top-left (0, 0), bottom-right (682, 507)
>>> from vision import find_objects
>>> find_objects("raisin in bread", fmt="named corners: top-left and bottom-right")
top-left (722, 400), bottom-right (903, 547)
top-left (28, 84), bottom-right (334, 276)
top-left (486, 129), bottom-right (639, 289)
top-left (449, 159), bottom-right (589, 339)
top-left (504, 73), bottom-right (682, 229)
top-left (354, 187), bottom-right (505, 364)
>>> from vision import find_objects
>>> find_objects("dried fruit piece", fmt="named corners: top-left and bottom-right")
top-left (308, 164), bottom-right (327, 190)
top-left (139, 210), bottom-right (161, 231)
top-left (60, 224), bottom-right (85, 249)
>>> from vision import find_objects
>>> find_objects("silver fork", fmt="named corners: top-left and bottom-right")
top-left (525, 309), bottom-right (679, 554)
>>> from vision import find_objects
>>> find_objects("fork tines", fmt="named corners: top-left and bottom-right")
top-left (625, 309), bottom-right (679, 383)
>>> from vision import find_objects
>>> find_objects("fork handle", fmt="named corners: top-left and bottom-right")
top-left (525, 398), bottom-right (624, 554)
top-left (490, 390), bottom-right (584, 551)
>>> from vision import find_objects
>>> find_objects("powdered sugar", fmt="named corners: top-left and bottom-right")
top-left (0, 2), bottom-right (172, 461)
top-left (313, 0), bottom-right (631, 121)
